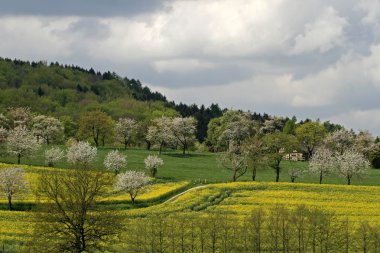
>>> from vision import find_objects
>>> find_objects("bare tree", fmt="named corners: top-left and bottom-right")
top-left (0, 168), bottom-right (28, 210)
top-left (34, 166), bottom-right (119, 252)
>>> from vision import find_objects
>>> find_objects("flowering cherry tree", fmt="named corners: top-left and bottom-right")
top-left (45, 147), bottom-right (65, 167)
top-left (0, 168), bottom-right (28, 210)
top-left (114, 171), bottom-right (150, 204)
top-left (67, 141), bottom-right (97, 168)
top-left (7, 126), bottom-right (40, 164)
top-left (336, 149), bottom-right (370, 185)
top-left (144, 155), bottom-right (164, 177)
top-left (115, 118), bottom-right (137, 149)
top-left (104, 150), bottom-right (126, 175)
top-left (309, 147), bottom-right (335, 184)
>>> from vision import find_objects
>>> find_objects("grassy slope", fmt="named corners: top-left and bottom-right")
top-left (1, 144), bottom-right (380, 185)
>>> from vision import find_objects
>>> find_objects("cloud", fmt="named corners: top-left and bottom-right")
top-left (0, 0), bottom-right (167, 17)
top-left (329, 109), bottom-right (380, 135)
top-left (0, 0), bottom-right (380, 135)
top-left (290, 6), bottom-right (348, 54)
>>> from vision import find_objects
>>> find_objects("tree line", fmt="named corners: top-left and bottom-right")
top-left (0, 107), bottom-right (379, 185)
top-left (124, 206), bottom-right (380, 253)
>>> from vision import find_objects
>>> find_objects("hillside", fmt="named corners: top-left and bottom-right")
top-left (0, 58), bottom-right (179, 122)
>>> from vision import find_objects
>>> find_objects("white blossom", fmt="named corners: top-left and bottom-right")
top-left (7, 126), bottom-right (40, 164)
top-left (0, 127), bottom-right (8, 143)
top-left (32, 115), bottom-right (63, 144)
top-left (67, 141), bottom-right (97, 168)
top-left (324, 129), bottom-right (355, 154)
top-left (336, 149), bottom-right (370, 185)
top-left (146, 116), bottom-right (175, 154)
top-left (171, 117), bottom-right (197, 154)
top-left (104, 150), bottom-right (126, 175)
top-left (144, 155), bottom-right (164, 177)
top-left (0, 168), bottom-right (29, 210)
top-left (114, 171), bottom-right (150, 204)
top-left (288, 168), bottom-right (304, 182)
top-left (115, 118), bottom-right (138, 149)
top-left (309, 147), bottom-right (335, 184)
top-left (45, 147), bottom-right (65, 167)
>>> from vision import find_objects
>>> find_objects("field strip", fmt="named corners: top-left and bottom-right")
top-left (163, 185), bottom-right (208, 203)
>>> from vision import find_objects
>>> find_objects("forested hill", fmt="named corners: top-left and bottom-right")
top-left (0, 58), bottom-right (178, 120)
top-left (0, 58), bottom-right (228, 141)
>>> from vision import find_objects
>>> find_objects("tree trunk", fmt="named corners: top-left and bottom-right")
top-left (159, 141), bottom-right (164, 154)
top-left (233, 170), bottom-right (237, 182)
top-left (276, 167), bottom-right (280, 182)
top-left (347, 175), bottom-right (351, 185)
top-left (291, 177), bottom-right (295, 183)
top-left (17, 154), bottom-right (21, 164)
top-left (8, 195), bottom-right (12, 211)
top-left (183, 143), bottom-right (186, 155)
top-left (319, 172), bottom-right (323, 184)
top-left (124, 138), bottom-right (128, 149)
top-left (252, 166), bottom-right (257, 181)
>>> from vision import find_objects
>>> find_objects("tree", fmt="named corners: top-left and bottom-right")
top-left (354, 130), bottom-right (374, 156)
top-left (0, 168), bottom-right (28, 210)
top-left (260, 116), bottom-right (286, 134)
top-left (115, 117), bottom-right (138, 149)
top-left (7, 107), bottom-right (32, 127)
top-left (32, 115), bottom-right (63, 144)
top-left (144, 155), bottom-right (164, 177)
top-left (324, 129), bottom-right (355, 155)
top-left (283, 118), bottom-right (296, 135)
top-left (171, 117), bottom-right (197, 155)
top-left (217, 148), bottom-right (247, 182)
top-left (295, 121), bottom-right (327, 160)
top-left (67, 141), bottom-right (97, 168)
top-left (262, 132), bottom-right (298, 182)
top-left (78, 111), bottom-right (114, 147)
top-left (114, 171), bottom-right (150, 204)
top-left (219, 114), bottom-right (255, 152)
top-left (60, 115), bottom-right (78, 139)
top-left (0, 127), bottom-right (8, 143)
top-left (367, 142), bottom-right (380, 168)
top-left (336, 149), bottom-right (370, 185)
top-left (44, 147), bottom-right (64, 167)
top-left (242, 136), bottom-right (265, 181)
top-left (34, 163), bottom-right (119, 252)
top-left (288, 168), bottom-right (303, 182)
top-left (146, 117), bottom-right (174, 154)
top-left (7, 126), bottom-right (40, 164)
top-left (104, 150), bottom-right (126, 175)
top-left (309, 147), bottom-right (335, 184)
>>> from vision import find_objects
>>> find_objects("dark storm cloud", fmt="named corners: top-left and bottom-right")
top-left (0, 0), bottom-right (167, 17)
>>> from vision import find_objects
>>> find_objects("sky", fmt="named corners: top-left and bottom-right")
top-left (1, 0), bottom-right (380, 134)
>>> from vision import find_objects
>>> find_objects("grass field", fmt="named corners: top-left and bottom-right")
top-left (1, 144), bottom-right (380, 185)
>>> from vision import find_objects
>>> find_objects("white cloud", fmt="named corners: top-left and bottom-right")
top-left (290, 6), bottom-right (348, 54)
top-left (0, 16), bottom-right (76, 59)
top-left (357, 0), bottom-right (380, 25)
